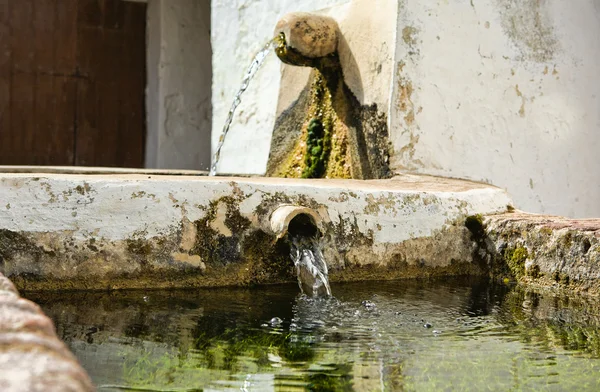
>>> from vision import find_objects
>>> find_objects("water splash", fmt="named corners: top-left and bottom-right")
top-left (290, 236), bottom-right (332, 298)
top-left (209, 39), bottom-right (275, 176)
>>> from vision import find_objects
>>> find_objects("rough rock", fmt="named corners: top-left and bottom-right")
top-left (482, 212), bottom-right (600, 295)
top-left (0, 273), bottom-right (94, 392)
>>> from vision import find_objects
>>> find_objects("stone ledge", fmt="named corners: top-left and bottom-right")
top-left (482, 212), bottom-right (600, 295)
top-left (0, 172), bottom-right (511, 291)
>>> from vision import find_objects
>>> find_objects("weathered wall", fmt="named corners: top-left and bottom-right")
top-left (479, 212), bottom-right (600, 295)
top-left (211, 0), bottom-right (600, 217)
top-left (211, 0), bottom-right (349, 175)
top-left (391, 0), bottom-right (600, 218)
top-left (146, 0), bottom-right (212, 171)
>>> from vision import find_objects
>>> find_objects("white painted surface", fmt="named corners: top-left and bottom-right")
top-left (211, 0), bottom-right (349, 175)
top-left (0, 174), bottom-right (511, 249)
top-left (390, 0), bottom-right (600, 218)
top-left (210, 0), bottom-right (600, 217)
top-left (146, 0), bottom-right (212, 171)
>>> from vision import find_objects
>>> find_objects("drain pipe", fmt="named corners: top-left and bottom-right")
top-left (269, 205), bottom-right (324, 240)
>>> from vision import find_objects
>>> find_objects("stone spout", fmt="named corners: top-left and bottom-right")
top-left (267, 12), bottom-right (392, 181)
top-left (274, 13), bottom-right (339, 67)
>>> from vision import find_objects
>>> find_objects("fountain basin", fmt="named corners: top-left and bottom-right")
top-left (0, 170), bottom-right (511, 291)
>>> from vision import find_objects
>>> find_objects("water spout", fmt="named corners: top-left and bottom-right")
top-left (269, 205), bottom-right (322, 239)
top-left (274, 13), bottom-right (339, 67)
top-left (269, 205), bottom-right (331, 298)
top-left (210, 39), bottom-right (275, 176)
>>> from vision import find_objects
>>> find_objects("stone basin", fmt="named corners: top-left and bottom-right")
top-left (0, 170), bottom-right (511, 291)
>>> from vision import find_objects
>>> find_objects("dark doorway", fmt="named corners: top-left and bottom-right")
top-left (0, 0), bottom-right (146, 167)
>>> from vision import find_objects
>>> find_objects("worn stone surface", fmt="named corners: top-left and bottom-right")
top-left (480, 212), bottom-right (600, 295)
top-left (0, 273), bottom-right (94, 391)
top-left (0, 173), bottom-right (511, 291)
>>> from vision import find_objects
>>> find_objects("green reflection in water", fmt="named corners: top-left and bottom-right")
top-left (25, 278), bottom-right (600, 391)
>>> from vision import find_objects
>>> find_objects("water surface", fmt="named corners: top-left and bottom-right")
top-left (26, 279), bottom-right (600, 391)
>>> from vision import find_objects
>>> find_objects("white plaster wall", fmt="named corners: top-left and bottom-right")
top-left (211, 0), bottom-right (349, 175)
top-left (390, 0), bottom-right (600, 218)
top-left (146, 0), bottom-right (212, 171)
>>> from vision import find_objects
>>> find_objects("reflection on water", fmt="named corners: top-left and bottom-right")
top-left (25, 278), bottom-right (600, 391)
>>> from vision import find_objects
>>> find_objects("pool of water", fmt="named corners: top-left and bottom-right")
top-left (25, 278), bottom-right (600, 391)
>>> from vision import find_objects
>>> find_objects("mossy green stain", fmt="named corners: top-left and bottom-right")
top-left (191, 197), bottom-right (245, 267)
top-left (505, 246), bottom-right (528, 277)
top-left (302, 118), bottom-right (332, 178)
top-left (0, 229), bottom-right (54, 268)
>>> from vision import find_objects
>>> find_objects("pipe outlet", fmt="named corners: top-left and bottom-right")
top-left (274, 12), bottom-right (338, 60)
top-left (270, 205), bottom-right (323, 240)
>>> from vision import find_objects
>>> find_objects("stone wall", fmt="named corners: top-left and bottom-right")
top-left (391, 0), bottom-right (600, 218)
top-left (480, 212), bottom-right (600, 295)
top-left (0, 173), bottom-right (511, 291)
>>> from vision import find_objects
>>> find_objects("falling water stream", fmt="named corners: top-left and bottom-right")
top-left (209, 39), bottom-right (275, 176)
top-left (290, 236), bottom-right (332, 298)
top-left (208, 37), bottom-right (332, 297)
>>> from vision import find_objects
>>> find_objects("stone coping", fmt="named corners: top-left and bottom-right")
top-left (482, 211), bottom-right (600, 295)
top-left (0, 172), bottom-right (511, 291)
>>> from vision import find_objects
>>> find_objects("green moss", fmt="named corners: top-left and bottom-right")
top-left (504, 246), bottom-right (528, 277)
top-left (241, 230), bottom-right (294, 285)
top-left (562, 232), bottom-right (573, 248)
top-left (126, 238), bottom-right (153, 258)
top-left (301, 118), bottom-right (332, 178)
top-left (191, 197), bottom-right (247, 267)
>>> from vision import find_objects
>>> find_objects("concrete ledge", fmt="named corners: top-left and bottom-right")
top-left (482, 212), bottom-right (600, 295)
top-left (0, 172), bottom-right (512, 291)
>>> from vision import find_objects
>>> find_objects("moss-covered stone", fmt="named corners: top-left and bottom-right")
top-left (504, 246), bottom-right (528, 277)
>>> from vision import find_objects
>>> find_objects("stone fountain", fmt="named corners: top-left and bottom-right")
top-left (1, 1), bottom-right (600, 389)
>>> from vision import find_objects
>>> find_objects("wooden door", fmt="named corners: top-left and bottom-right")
top-left (0, 0), bottom-right (146, 167)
